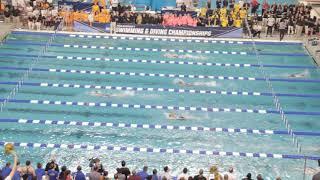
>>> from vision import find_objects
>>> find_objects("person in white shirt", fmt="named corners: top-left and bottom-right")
top-left (161, 166), bottom-right (172, 180)
top-left (266, 15), bottom-right (275, 37)
top-left (177, 168), bottom-right (188, 180)
top-left (224, 167), bottom-right (236, 180)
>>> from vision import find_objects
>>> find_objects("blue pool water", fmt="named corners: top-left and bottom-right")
top-left (0, 31), bottom-right (319, 180)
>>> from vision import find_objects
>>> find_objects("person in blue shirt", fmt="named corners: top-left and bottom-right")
top-left (35, 163), bottom-right (45, 180)
top-left (151, 169), bottom-right (159, 180)
top-left (137, 166), bottom-right (148, 180)
top-left (1, 162), bottom-right (12, 179)
top-left (74, 166), bottom-right (85, 180)
top-left (47, 164), bottom-right (59, 180)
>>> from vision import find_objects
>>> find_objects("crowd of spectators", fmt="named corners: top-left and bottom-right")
top-left (1, 154), bottom-right (299, 180)
top-left (0, 0), bottom-right (62, 30)
top-left (1, 0), bottom-right (320, 39)
top-left (246, 2), bottom-right (320, 40)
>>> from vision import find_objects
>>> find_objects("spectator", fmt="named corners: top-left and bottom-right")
top-left (177, 168), bottom-right (188, 180)
top-left (115, 169), bottom-right (126, 180)
top-left (65, 170), bottom-right (72, 180)
top-left (224, 167), bottom-right (235, 180)
top-left (312, 159), bottom-right (320, 180)
top-left (12, 161), bottom-right (21, 180)
top-left (12, 6), bottom-right (20, 27)
top-left (21, 161), bottom-right (35, 180)
top-left (128, 170), bottom-right (141, 180)
top-left (1, 163), bottom-right (11, 179)
top-left (296, 16), bottom-right (304, 37)
top-left (287, 17), bottom-right (295, 35)
top-left (102, 171), bottom-right (110, 180)
top-left (216, 0), bottom-right (221, 9)
top-left (137, 166), bottom-right (148, 180)
top-left (35, 163), bottom-right (45, 180)
top-left (279, 18), bottom-right (286, 41)
top-left (242, 173), bottom-right (252, 180)
top-left (3, 6), bottom-right (11, 23)
top-left (89, 166), bottom-right (101, 180)
top-left (261, 0), bottom-right (269, 16)
top-left (117, 161), bottom-right (130, 180)
top-left (4, 152), bottom-right (18, 180)
top-left (256, 174), bottom-right (263, 180)
top-left (161, 166), bottom-right (171, 180)
top-left (58, 166), bottom-right (67, 180)
top-left (193, 169), bottom-right (205, 180)
top-left (181, 3), bottom-right (186, 12)
top-left (250, 0), bottom-right (259, 14)
top-left (266, 15), bottom-right (275, 37)
top-left (151, 169), bottom-right (159, 180)
top-left (208, 166), bottom-right (223, 180)
top-left (47, 163), bottom-right (59, 180)
top-left (44, 157), bottom-right (59, 172)
top-left (74, 166), bottom-right (86, 180)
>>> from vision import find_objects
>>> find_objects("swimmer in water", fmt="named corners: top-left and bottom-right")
top-left (173, 78), bottom-right (193, 87)
top-left (88, 90), bottom-right (111, 97)
top-left (87, 90), bottom-right (135, 98)
top-left (164, 53), bottom-right (179, 58)
top-left (164, 53), bottom-right (207, 60)
top-left (167, 112), bottom-right (186, 120)
top-left (288, 69), bottom-right (309, 78)
top-left (173, 78), bottom-right (217, 87)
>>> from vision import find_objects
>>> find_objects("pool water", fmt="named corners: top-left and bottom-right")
top-left (0, 31), bottom-right (319, 180)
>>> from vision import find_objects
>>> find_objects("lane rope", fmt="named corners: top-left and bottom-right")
top-left (0, 53), bottom-right (316, 69)
top-left (1, 66), bottom-right (320, 83)
top-left (1, 98), bottom-right (320, 116)
top-left (1, 81), bottom-right (320, 98)
top-left (4, 41), bottom-right (308, 57)
top-left (0, 141), bottom-right (318, 160)
top-left (0, 118), bottom-right (319, 136)
top-left (11, 31), bottom-right (303, 45)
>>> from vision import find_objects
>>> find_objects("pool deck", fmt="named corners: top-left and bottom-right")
top-left (0, 23), bottom-right (14, 42)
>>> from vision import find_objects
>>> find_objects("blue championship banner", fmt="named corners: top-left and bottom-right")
top-left (115, 24), bottom-right (243, 38)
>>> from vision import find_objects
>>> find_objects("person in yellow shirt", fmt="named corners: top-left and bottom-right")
top-left (219, 7), bottom-right (227, 17)
top-left (234, 17), bottom-right (242, 28)
top-left (101, 8), bottom-right (110, 23)
top-left (239, 8), bottom-right (247, 19)
top-left (92, 3), bottom-right (100, 15)
top-left (80, 10), bottom-right (88, 22)
top-left (221, 17), bottom-right (228, 27)
top-left (234, 3), bottom-right (240, 12)
top-left (73, 10), bottom-right (80, 21)
top-left (199, 7), bottom-right (207, 17)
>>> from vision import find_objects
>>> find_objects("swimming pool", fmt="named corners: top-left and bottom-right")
top-left (0, 31), bottom-right (319, 179)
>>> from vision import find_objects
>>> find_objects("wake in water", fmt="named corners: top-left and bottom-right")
top-left (163, 53), bottom-right (208, 60)
top-left (173, 78), bottom-right (217, 87)
top-left (87, 90), bottom-right (135, 98)
top-left (287, 69), bottom-right (310, 78)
